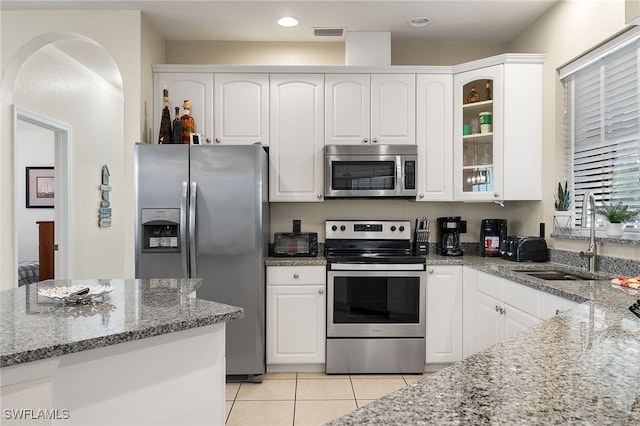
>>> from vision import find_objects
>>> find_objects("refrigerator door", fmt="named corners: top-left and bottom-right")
top-left (190, 144), bottom-right (269, 379)
top-left (134, 144), bottom-right (190, 279)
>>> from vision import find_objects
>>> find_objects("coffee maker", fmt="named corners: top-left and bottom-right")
top-left (480, 219), bottom-right (508, 257)
top-left (436, 216), bottom-right (465, 256)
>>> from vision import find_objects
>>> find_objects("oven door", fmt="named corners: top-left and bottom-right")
top-left (327, 266), bottom-right (426, 338)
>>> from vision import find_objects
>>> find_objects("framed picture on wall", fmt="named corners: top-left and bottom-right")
top-left (26, 167), bottom-right (54, 208)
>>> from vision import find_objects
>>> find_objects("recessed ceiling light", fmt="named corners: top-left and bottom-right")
top-left (408, 16), bottom-right (431, 28)
top-left (277, 16), bottom-right (299, 27)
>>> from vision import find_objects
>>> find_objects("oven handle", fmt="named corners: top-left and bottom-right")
top-left (328, 263), bottom-right (425, 271)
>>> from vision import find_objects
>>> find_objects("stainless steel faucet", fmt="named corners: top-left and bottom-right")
top-left (579, 192), bottom-right (597, 272)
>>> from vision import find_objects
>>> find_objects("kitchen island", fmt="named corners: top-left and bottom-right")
top-left (328, 256), bottom-right (640, 425)
top-left (0, 278), bottom-right (243, 425)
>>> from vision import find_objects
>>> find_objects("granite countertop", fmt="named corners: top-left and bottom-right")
top-left (328, 257), bottom-right (640, 425)
top-left (265, 256), bottom-right (327, 266)
top-left (0, 278), bottom-right (243, 368)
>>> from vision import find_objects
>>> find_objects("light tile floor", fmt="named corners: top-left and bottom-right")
top-left (225, 372), bottom-right (430, 426)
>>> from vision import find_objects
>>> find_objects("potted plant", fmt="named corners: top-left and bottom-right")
top-left (595, 202), bottom-right (638, 238)
top-left (553, 180), bottom-right (572, 234)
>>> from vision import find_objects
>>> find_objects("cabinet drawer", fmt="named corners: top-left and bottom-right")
top-left (476, 271), bottom-right (502, 299)
top-left (538, 292), bottom-right (578, 320)
top-left (267, 266), bottom-right (326, 285)
top-left (502, 280), bottom-right (539, 317)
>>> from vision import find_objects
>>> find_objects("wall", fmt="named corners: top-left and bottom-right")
top-left (508, 0), bottom-right (640, 261)
top-left (0, 10), bottom-right (164, 290)
top-left (166, 40), bottom-right (508, 67)
top-left (15, 120), bottom-right (55, 261)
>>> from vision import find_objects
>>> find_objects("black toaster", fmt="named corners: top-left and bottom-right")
top-left (502, 236), bottom-right (549, 262)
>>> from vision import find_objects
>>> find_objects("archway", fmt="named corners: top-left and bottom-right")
top-left (1, 33), bottom-right (124, 289)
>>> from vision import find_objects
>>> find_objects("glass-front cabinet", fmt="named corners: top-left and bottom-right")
top-left (454, 65), bottom-right (504, 201)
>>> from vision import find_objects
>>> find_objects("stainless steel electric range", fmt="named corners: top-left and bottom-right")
top-left (324, 220), bottom-right (426, 374)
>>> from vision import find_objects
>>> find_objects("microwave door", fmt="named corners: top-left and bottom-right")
top-left (327, 154), bottom-right (398, 197)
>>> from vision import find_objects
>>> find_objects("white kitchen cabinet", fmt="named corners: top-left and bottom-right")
top-left (453, 55), bottom-right (543, 202)
top-left (416, 73), bottom-right (453, 201)
top-left (325, 74), bottom-right (415, 145)
top-left (154, 72), bottom-right (214, 144)
top-left (469, 270), bottom-right (544, 354)
top-left (213, 74), bottom-right (269, 145)
top-left (269, 74), bottom-right (325, 202)
top-left (426, 265), bottom-right (463, 364)
top-left (266, 266), bottom-right (326, 369)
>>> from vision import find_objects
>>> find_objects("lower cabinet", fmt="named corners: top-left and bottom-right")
top-left (266, 266), bottom-right (326, 369)
top-left (426, 265), bottom-right (463, 365)
top-left (463, 267), bottom-right (578, 356)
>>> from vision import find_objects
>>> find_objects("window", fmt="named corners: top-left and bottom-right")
top-left (561, 28), bottom-right (640, 229)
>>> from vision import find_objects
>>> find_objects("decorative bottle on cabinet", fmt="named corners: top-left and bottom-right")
top-left (172, 106), bottom-right (182, 144)
top-left (158, 88), bottom-right (173, 144)
top-left (180, 100), bottom-right (196, 144)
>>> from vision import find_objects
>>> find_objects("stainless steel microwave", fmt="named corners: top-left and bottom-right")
top-left (324, 144), bottom-right (417, 199)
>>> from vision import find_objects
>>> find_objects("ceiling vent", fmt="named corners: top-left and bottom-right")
top-left (314, 28), bottom-right (345, 37)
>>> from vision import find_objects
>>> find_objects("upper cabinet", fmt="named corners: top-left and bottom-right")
top-left (416, 73), bottom-right (453, 201)
top-left (269, 74), bottom-right (325, 202)
top-left (154, 73), bottom-right (214, 144)
top-left (325, 74), bottom-right (415, 145)
top-left (453, 55), bottom-right (543, 202)
top-left (213, 74), bottom-right (269, 145)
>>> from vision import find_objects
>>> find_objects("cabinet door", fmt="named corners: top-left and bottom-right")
top-left (154, 73), bottom-right (213, 144)
top-left (214, 74), bottom-right (269, 145)
top-left (502, 62), bottom-right (543, 200)
top-left (504, 305), bottom-right (540, 340)
top-left (476, 291), bottom-right (503, 353)
top-left (453, 65), bottom-right (504, 201)
top-left (416, 74), bottom-right (453, 201)
top-left (426, 265), bottom-right (463, 364)
top-left (266, 285), bottom-right (326, 364)
top-left (269, 74), bottom-right (324, 202)
top-left (325, 74), bottom-right (370, 145)
top-left (371, 74), bottom-right (416, 145)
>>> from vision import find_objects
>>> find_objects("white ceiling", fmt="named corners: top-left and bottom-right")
top-left (2, 0), bottom-right (558, 43)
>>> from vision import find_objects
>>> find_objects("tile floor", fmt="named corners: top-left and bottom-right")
top-left (225, 372), bottom-right (430, 426)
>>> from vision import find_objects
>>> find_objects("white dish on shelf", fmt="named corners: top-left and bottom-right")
top-left (38, 284), bottom-right (114, 303)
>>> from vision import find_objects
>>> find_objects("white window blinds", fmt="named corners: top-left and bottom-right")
top-left (562, 35), bottom-right (640, 227)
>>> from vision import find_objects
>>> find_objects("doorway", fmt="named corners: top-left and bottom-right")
top-left (15, 109), bottom-right (71, 281)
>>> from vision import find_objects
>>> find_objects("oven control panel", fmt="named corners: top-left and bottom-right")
top-left (325, 220), bottom-right (411, 240)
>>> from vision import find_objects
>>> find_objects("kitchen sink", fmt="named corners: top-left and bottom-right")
top-left (513, 269), bottom-right (600, 281)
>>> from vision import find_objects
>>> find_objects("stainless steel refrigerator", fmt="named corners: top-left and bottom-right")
top-left (134, 143), bottom-right (269, 382)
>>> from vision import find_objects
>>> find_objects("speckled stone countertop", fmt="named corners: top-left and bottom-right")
top-left (0, 278), bottom-right (243, 368)
top-left (328, 256), bottom-right (640, 425)
top-left (265, 256), bottom-right (327, 266)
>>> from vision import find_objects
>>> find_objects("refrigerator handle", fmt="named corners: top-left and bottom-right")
top-left (181, 181), bottom-right (189, 277)
top-left (189, 181), bottom-right (198, 277)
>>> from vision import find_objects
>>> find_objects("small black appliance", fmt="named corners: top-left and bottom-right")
top-left (479, 219), bottom-right (507, 257)
top-left (436, 216), bottom-right (466, 256)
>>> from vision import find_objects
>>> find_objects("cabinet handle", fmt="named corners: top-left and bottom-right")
top-left (493, 192), bottom-right (500, 198)
top-left (293, 273), bottom-right (299, 279)
top-left (419, 194), bottom-right (425, 199)
top-left (495, 305), bottom-right (500, 312)
top-left (372, 138), bottom-right (378, 143)
top-left (319, 289), bottom-right (324, 294)
top-left (317, 194), bottom-right (323, 200)
top-left (205, 137), bottom-right (212, 144)
top-left (555, 309), bottom-right (561, 316)
top-left (428, 269), bottom-right (434, 274)
top-left (363, 138), bottom-right (368, 144)
top-left (500, 307), bottom-right (506, 315)
top-left (215, 138), bottom-right (221, 144)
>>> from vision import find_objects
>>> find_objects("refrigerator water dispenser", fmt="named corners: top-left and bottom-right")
top-left (141, 208), bottom-right (180, 252)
